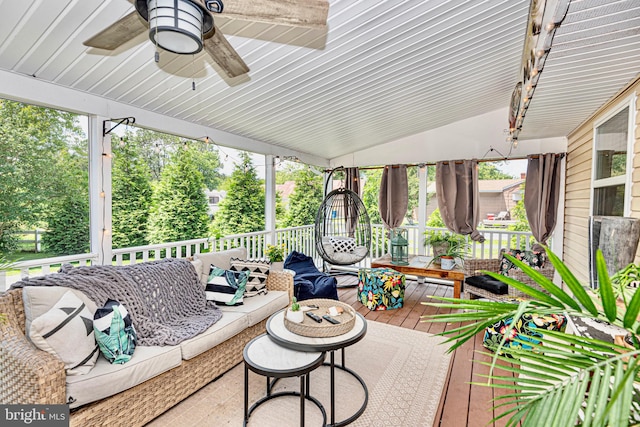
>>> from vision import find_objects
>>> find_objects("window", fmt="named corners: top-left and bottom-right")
top-left (592, 101), bottom-right (634, 216)
top-left (209, 196), bottom-right (220, 204)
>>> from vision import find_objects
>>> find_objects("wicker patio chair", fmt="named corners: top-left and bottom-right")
top-left (463, 248), bottom-right (555, 301)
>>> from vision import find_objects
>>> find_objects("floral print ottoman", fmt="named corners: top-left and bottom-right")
top-left (483, 313), bottom-right (567, 355)
top-left (357, 268), bottom-right (406, 311)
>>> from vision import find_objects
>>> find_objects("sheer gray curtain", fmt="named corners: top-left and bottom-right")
top-left (524, 153), bottom-right (563, 244)
top-left (379, 165), bottom-right (408, 230)
top-left (436, 159), bottom-right (485, 242)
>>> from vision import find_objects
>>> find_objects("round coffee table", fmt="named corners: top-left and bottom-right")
top-left (266, 309), bottom-right (368, 427)
top-left (243, 334), bottom-right (326, 426)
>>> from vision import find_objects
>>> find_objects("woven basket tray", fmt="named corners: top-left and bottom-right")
top-left (284, 298), bottom-right (356, 338)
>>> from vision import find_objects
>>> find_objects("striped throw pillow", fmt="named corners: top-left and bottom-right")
top-left (229, 258), bottom-right (270, 297)
top-left (29, 290), bottom-right (100, 375)
top-left (206, 266), bottom-right (249, 306)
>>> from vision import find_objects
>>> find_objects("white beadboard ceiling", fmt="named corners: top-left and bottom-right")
top-left (0, 0), bottom-right (638, 164)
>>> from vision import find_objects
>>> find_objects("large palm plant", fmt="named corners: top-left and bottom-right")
top-left (423, 248), bottom-right (640, 427)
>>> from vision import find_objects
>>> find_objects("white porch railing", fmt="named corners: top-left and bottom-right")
top-left (1, 253), bottom-right (99, 290)
top-left (1, 225), bottom-right (537, 290)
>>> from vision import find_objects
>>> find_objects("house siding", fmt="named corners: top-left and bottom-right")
top-left (564, 77), bottom-right (640, 283)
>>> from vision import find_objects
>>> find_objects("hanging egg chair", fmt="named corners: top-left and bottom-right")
top-left (315, 170), bottom-right (371, 266)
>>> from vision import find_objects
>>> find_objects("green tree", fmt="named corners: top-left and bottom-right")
top-left (283, 166), bottom-right (323, 227)
top-left (147, 147), bottom-right (210, 243)
top-left (112, 141), bottom-right (153, 249)
top-left (361, 169), bottom-right (383, 224)
top-left (477, 162), bottom-right (514, 180)
top-left (189, 142), bottom-right (223, 190)
top-left (276, 162), bottom-right (303, 184)
top-left (426, 208), bottom-right (445, 227)
top-left (0, 100), bottom-right (85, 253)
top-left (212, 152), bottom-right (265, 236)
top-left (405, 166), bottom-right (420, 224)
top-left (42, 146), bottom-right (89, 255)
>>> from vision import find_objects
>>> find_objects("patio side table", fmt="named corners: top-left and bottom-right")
top-left (243, 333), bottom-right (326, 427)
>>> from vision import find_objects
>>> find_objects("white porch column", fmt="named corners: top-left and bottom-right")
top-left (265, 155), bottom-right (276, 245)
top-left (551, 155), bottom-right (566, 286)
top-left (417, 164), bottom-right (427, 256)
top-left (89, 116), bottom-right (112, 265)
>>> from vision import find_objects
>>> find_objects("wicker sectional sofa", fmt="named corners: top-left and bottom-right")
top-left (0, 248), bottom-right (293, 427)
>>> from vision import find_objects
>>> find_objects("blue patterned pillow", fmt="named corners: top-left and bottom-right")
top-left (93, 299), bottom-right (137, 364)
top-left (206, 266), bottom-right (249, 306)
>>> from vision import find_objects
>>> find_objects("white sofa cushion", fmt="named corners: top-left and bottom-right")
top-left (195, 247), bottom-right (248, 285)
top-left (217, 291), bottom-right (289, 326)
top-left (179, 311), bottom-right (248, 360)
top-left (66, 345), bottom-right (182, 409)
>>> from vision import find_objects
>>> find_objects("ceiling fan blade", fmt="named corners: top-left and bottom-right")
top-left (203, 26), bottom-right (250, 78)
top-left (84, 11), bottom-right (147, 50)
top-left (202, 0), bottom-right (329, 29)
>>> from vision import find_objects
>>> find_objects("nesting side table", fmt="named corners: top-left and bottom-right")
top-left (243, 333), bottom-right (326, 427)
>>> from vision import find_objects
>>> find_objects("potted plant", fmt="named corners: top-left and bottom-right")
top-left (423, 230), bottom-right (466, 258)
top-left (286, 297), bottom-right (303, 323)
top-left (422, 248), bottom-right (640, 426)
top-left (429, 239), bottom-right (469, 270)
top-left (265, 243), bottom-right (286, 271)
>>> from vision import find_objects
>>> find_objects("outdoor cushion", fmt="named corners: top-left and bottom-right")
top-left (93, 299), bottom-right (137, 364)
top-left (23, 286), bottom-right (98, 334)
top-left (465, 274), bottom-right (508, 295)
top-left (205, 266), bottom-right (249, 306)
top-left (499, 249), bottom-right (546, 277)
top-left (179, 311), bottom-right (248, 360)
top-left (195, 247), bottom-right (248, 284)
top-left (29, 290), bottom-right (100, 376)
top-left (66, 345), bottom-right (182, 409)
top-left (217, 290), bottom-right (289, 327)
top-left (229, 258), bottom-right (270, 297)
top-left (284, 251), bottom-right (338, 301)
top-left (483, 313), bottom-right (567, 356)
top-left (329, 236), bottom-right (357, 253)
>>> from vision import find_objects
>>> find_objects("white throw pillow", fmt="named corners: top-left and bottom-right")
top-left (329, 236), bottom-right (357, 253)
top-left (23, 286), bottom-right (98, 335)
top-left (29, 290), bottom-right (100, 375)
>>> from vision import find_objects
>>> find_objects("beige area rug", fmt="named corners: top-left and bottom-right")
top-left (147, 321), bottom-right (451, 427)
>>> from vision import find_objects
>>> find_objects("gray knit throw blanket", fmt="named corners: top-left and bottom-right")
top-left (11, 258), bottom-right (223, 346)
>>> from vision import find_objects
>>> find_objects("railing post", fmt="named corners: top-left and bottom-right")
top-left (265, 154), bottom-right (276, 246)
top-left (417, 164), bottom-right (427, 256)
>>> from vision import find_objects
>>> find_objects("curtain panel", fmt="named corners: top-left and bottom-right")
top-left (435, 159), bottom-right (485, 242)
top-left (524, 153), bottom-right (563, 244)
top-left (379, 164), bottom-right (408, 230)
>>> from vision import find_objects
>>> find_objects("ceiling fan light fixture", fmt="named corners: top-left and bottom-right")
top-left (143, 0), bottom-right (213, 55)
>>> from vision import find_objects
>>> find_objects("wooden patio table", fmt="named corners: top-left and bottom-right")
top-left (370, 254), bottom-right (464, 299)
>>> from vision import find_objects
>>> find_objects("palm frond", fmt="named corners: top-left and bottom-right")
top-left (421, 247), bottom-right (640, 426)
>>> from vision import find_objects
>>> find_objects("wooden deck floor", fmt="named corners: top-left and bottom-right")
top-left (335, 274), bottom-right (517, 427)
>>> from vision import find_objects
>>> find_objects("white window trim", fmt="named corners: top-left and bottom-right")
top-left (590, 94), bottom-right (637, 217)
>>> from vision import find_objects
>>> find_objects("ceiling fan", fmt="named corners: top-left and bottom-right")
top-left (84, 0), bottom-right (329, 80)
